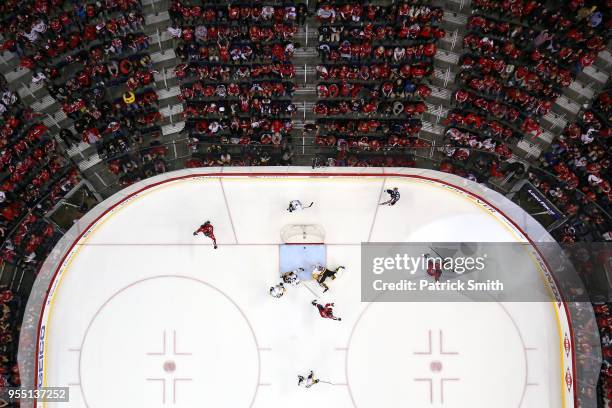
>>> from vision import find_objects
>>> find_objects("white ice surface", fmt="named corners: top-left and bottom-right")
top-left (40, 175), bottom-right (563, 408)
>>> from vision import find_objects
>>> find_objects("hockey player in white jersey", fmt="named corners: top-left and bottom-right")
top-left (269, 283), bottom-right (286, 298)
top-left (282, 268), bottom-right (302, 286)
top-left (287, 200), bottom-right (314, 212)
top-left (297, 370), bottom-right (319, 388)
top-left (379, 187), bottom-right (400, 206)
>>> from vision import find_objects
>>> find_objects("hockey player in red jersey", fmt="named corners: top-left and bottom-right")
top-left (425, 254), bottom-right (442, 282)
top-left (193, 220), bottom-right (217, 249)
top-left (311, 300), bottom-right (341, 321)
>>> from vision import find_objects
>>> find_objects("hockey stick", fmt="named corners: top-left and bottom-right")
top-left (318, 380), bottom-right (339, 385)
top-left (429, 247), bottom-right (455, 275)
top-left (301, 281), bottom-right (320, 298)
top-left (429, 246), bottom-right (445, 259)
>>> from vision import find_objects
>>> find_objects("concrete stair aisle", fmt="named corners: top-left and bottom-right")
top-left (80, 4), bottom-right (184, 196)
top-left (266, 11), bottom-right (318, 165)
top-left (439, 0), bottom-right (472, 14)
top-left (296, 1), bottom-right (456, 166)
top-left (140, 12), bottom-right (306, 171)
top-left (423, 0), bottom-right (473, 152)
top-left (594, 49), bottom-right (612, 72)
top-left (430, 0), bottom-right (612, 165)
top-left (514, 53), bottom-right (611, 158)
top-left (291, 10), bottom-right (327, 164)
top-left (565, 67), bottom-right (609, 104)
top-left (0, 1), bottom-right (180, 186)
top-left (552, 59), bottom-right (609, 119)
top-left (0, 60), bottom-right (94, 190)
top-left (143, 2), bottom-right (326, 170)
top-left (425, 0), bottom-right (552, 187)
top-left (0, 45), bottom-right (20, 74)
top-left (439, 29), bottom-right (464, 53)
top-left (142, 0), bottom-right (171, 22)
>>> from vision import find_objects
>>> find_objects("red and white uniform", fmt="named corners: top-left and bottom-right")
top-left (313, 301), bottom-right (341, 321)
top-left (194, 222), bottom-right (217, 248)
top-left (427, 259), bottom-right (442, 282)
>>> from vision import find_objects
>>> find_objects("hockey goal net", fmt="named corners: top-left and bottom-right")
top-left (280, 224), bottom-right (326, 244)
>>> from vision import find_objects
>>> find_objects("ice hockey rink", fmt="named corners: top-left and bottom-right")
top-left (20, 167), bottom-right (576, 408)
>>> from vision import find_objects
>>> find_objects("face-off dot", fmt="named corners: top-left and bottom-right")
top-left (163, 361), bottom-right (176, 373)
top-left (430, 361), bottom-right (443, 372)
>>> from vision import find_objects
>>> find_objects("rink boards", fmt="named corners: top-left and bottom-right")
top-left (21, 168), bottom-right (576, 408)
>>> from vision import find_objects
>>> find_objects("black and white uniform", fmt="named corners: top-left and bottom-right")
top-left (287, 200), bottom-right (314, 212)
top-left (297, 371), bottom-right (319, 388)
top-left (314, 265), bottom-right (342, 284)
top-left (269, 283), bottom-right (286, 298)
top-left (313, 265), bottom-right (343, 292)
top-left (282, 269), bottom-right (302, 286)
top-left (380, 188), bottom-right (400, 206)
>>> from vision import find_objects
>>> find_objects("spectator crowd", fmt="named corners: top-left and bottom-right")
top-left (169, 0), bottom-right (300, 166)
top-left (595, 302), bottom-right (612, 407)
top-left (0, 287), bottom-right (20, 405)
top-left (440, 0), bottom-right (608, 183)
top-left (0, 0), bottom-right (171, 190)
top-left (537, 89), bottom-right (611, 244)
top-left (0, 74), bottom-right (78, 400)
top-left (0, 0), bottom-right (609, 406)
top-left (312, 0), bottom-right (443, 167)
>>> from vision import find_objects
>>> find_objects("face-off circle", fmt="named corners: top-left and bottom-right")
top-left (346, 301), bottom-right (528, 408)
top-left (78, 276), bottom-right (260, 408)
